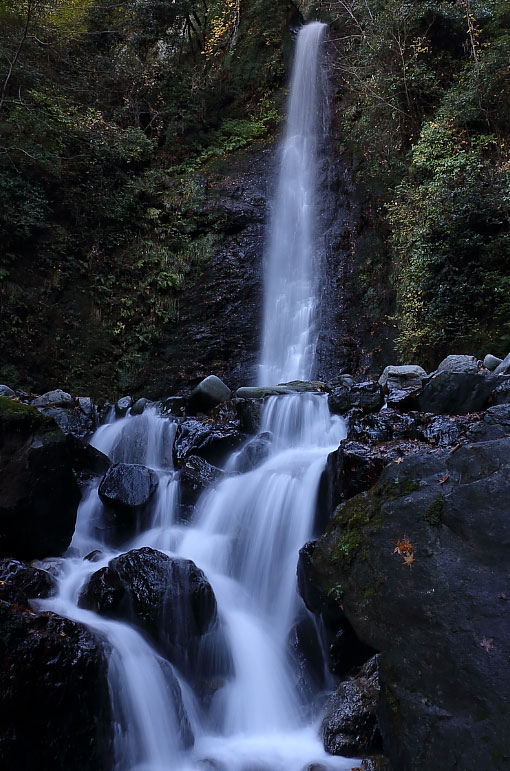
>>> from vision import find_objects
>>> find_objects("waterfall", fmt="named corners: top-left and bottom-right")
top-left (36, 22), bottom-right (357, 771)
top-left (259, 21), bottom-right (327, 386)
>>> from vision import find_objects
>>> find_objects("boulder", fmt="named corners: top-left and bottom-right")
top-left (79, 547), bottom-right (229, 689)
top-left (378, 365), bottom-right (426, 390)
top-left (0, 385), bottom-right (15, 397)
top-left (483, 354), bottom-right (502, 371)
top-left (378, 365), bottom-right (426, 406)
top-left (466, 404), bottom-right (510, 442)
top-left (361, 757), bottom-right (393, 771)
top-left (0, 398), bottom-right (81, 560)
top-left (311, 440), bottom-right (510, 770)
top-left (0, 586), bottom-right (112, 770)
top-left (0, 558), bottom-right (55, 598)
top-left (233, 432), bottom-right (272, 473)
top-left (327, 374), bottom-right (355, 390)
top-left (98, 463), bottom-right (158, 512)
top-left (115, 395), bottom-right (132, 416)
top-left (321, 655), bottom-right (382, 757)
top-left (288, 615), bottom-right (325, 699)
top-left (278, 380), bottom-right (327, 392)
top-left (436, 354), bottom-right (479, 374)
top-left (188, 375), bottom-right (232, 413)
top-left (130, 397), bottom-right (150, 415)
top-left (179, 455), bottom-right (225, 515)
top-left (39, 406), bottom-right (96, 438)
top-left (347, 409), bottom-right (425, 444)
top-left (31, 389), bottom-right (74, 408)
top-left (65, 436), bottom-right (111, 481)
top-left (494, 352), bottom-right (510, 375)
top-left (421, 415), bottom-right (471, 447)
top-left (329, 382), bottom-right (383, 415)
top-left (417, 371), bottom-right (497, 414)
top-left (77, 396), bottom-right (96, 419)
top-left (160, 396), bottom-right (187, 415)
top-left (173, 419), bottom-right (245, 466)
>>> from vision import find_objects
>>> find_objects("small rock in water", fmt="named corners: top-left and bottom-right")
top-left (98, 463), bottom-right (159, 511)
top-left (483, 354), bottom-right (503, 371)
top-left (0, 384), bottom-right (15, 397)
top-left (188, 375), bottom-right (232, 413)
top-left (115, 395), bottom-right (132, 416)
top-left (31, 388), bottom-right (74, 408)
top-left (436, 354), bottom-right (479, 374)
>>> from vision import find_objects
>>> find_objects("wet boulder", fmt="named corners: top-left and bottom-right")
top-left (38, 405), bottom-right (96, 438)
top-left (0, 585), bottom-right (112, 771)
top-left (65, 435), bottom-right (111, 483)
top-left (466, 404), bottom-right (510, 442)
top-left (321, 655), bottom-right (382, 757)
top-left (173, 419), bottom-right (245, 466)
top-left (179, 455), bottom-right (225, 516)
top-left (31, 388), bottom-right (74, 408)
top-left (421, 414), bottom-right (472, 447)
top-left (187, 375), bottom-right (232, 413)
top-left (0, 558), bottom-right (55, 598)
top-left (0, 398), bottom-right (81, 560)
top-left (491, 376), bottom-right (510, 405)
top-left (80, 547), bottom-right (229, 688)
top-left (347, 409), bottom-right (424, 444)
top-left (233, 432), bottom-right (272, 473)
top-left (98, 463), bottom-right (158, 513)
top-left (131, 397), bottom-right (150, 415)
top-left (329, 381), bottom-right (383, 415)
top-left (115, 395), bottom-right (132, 416)
top-left (417, 371), bottom-right (497, 414)
top-left (288, 614), bottom-right (325, 699)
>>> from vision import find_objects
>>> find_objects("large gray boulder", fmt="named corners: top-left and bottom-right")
top-left (31, 389), bottom-right (74, 408)
top-left (188, 375), bottom-right (232, 413)
top-left (483, 354), bottom-right (502, 371)
top-left (311, 439), bottom-right (510, 771)
top-left (0, 385), bottom-right (15, 397)
top-left (436, 354), bottom-right (479, 374)
top-left (378, 365), bottom-right (426, 390)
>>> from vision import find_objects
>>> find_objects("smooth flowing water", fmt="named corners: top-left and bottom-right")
top-left (37, 22), bottom-right (356, 771)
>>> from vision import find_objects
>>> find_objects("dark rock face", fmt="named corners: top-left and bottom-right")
top-left (236, 397), bottom-right (264, 434)
top-left (322, 655), bottom-right (382, 757)
top-left (329, 381), bottom-right (383, 415)
top-left (0, 398), bottom-right (81, 560)
top-left (0, 585), bottom-right (112, 771)
top-left (39, 405), bottom-right (97, 438)
top-left (288, 614), bottom-right (325, 700)
top-left (0, 558), bottom-right (55, 598)
top-left (312, 440), bottom-right (510, 771)
top-left (65, 435), bottom-right (111, 483)
top-left (98, 463), bottom-right (159, 512)
top-left (417, 371), bottom-right (497, 414)
top-left (179, 455), bottom-right (225, 516)
top-left (80, 547), bottom-right (229, 690)
top-left (466, 403), bottom-right (510, 442)
top-left (173, 419), bottom-right (245, 466)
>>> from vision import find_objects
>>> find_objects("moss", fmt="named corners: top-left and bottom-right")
top-left (384, 685), bottom-right (399, 715)
top-left (329, 475), bottom-right (419, 570)
top-left (425, 495), bottom-right (446, 526)
top-left (0, 397), bottom-right (50, 432)
top-left (363, 586), bottom-right (377, 600)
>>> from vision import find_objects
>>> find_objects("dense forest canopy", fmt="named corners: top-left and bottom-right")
top-left (0, 0), bottom-right (509, 396)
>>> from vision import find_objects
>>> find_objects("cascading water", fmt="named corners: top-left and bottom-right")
top-left (37, 22), bottom-right (357, 771)
top-left (259, 21), bottom-right (326, 386)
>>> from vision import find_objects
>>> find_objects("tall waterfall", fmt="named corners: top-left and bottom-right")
top-left (259, 21), bottom-right (327, 386)
top-left (37, 22), bottom-right (355, 771)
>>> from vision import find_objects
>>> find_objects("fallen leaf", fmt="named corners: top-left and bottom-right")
top-left (402, 553), bottom-right (415, 568)
top-left (480, 637), bottom-right (494, 653)
top-left (438, 473), bottom-right (449, 484)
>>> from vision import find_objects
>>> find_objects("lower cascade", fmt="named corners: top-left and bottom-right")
top-left (37, 21), bottom-right (358, 771)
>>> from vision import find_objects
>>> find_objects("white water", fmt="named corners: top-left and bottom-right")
top-left (36, 23), bottom-right (358, 771)
top-left (259, 21), bottom-right (327, 386)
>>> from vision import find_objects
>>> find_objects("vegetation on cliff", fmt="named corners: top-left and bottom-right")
top-left (323, 0), bottom-right (510, 366)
